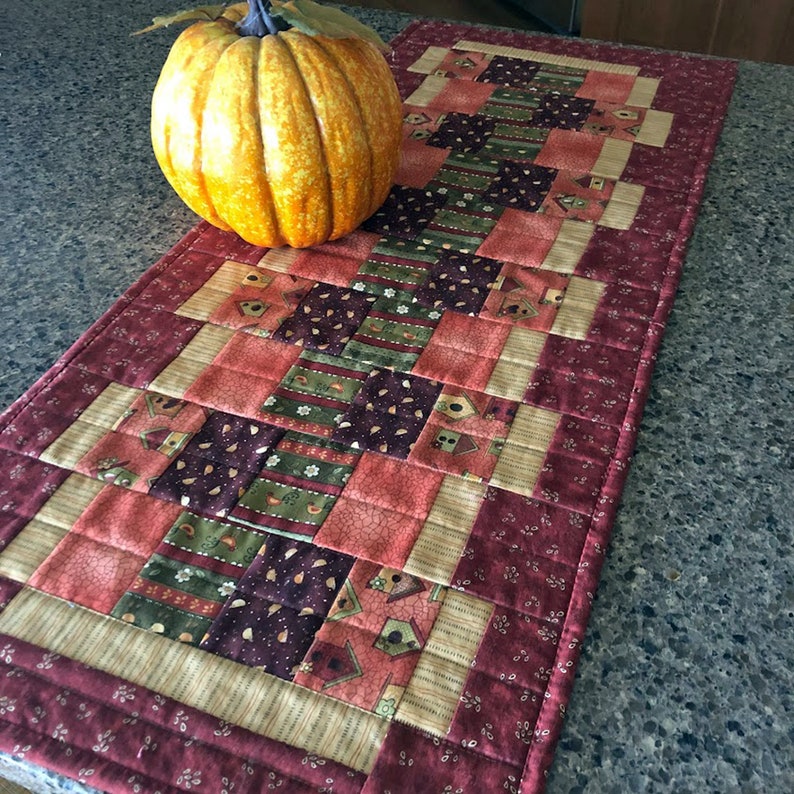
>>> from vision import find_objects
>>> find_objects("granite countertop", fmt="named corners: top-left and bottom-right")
top-left (1, 1), bottom-right (792, 791)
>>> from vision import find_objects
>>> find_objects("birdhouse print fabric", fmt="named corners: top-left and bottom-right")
top-left (0, 20), bottom-right (736, 794)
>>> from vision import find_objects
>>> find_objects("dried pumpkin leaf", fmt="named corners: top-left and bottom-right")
top-left (270, 0), bottom-right (390, 51)
top-left (132, 5), bottom-right (229, 35)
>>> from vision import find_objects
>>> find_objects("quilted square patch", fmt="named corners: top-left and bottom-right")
top-left (332, 370), bottom-right (443, 458)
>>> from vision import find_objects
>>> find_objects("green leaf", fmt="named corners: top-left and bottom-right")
top-left (269, 0), bottom-right (390, 51)
top-left (132, 4), bottom-right (229, 35)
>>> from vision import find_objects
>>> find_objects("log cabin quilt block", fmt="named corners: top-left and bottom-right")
top-left (0, 19), bottom-right (736, 794)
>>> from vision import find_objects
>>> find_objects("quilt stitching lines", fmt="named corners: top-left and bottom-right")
top-left (0, 18), bottom-right (739, 794)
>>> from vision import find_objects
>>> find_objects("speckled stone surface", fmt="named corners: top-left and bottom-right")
top-left (544, 58), bottom-right (794, 793)
top-left (1, 1), bottom-right (792, 792)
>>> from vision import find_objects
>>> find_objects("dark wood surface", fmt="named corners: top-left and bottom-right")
top-left (580, 0), bottom-right (794, 64)
top-left (340, 0), bottom-right (555, 30)
top-left (711, 0), bottom-right (794, 63)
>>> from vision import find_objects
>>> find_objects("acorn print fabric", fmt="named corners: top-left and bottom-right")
top-left (0, 19), bottom-right (736, 794)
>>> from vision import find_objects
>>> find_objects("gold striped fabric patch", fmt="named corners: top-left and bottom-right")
top-left (149, 324), bottom-right (235, 398)
top-left (486, 326), bottom-right (546, 401)
top-left (0, 777), bottom-right (29, 794)
top-left (404, 475), bottom-right (487, 584)
top-left (176, 260), bottom-right (257, 321)
top-left (599, 182), bottom-right (645, 230)
top-left (406, 45), bottom-right (452, 75)
top-left (626, 76), bottom-right (661, 109)
top-left (551, 276), bottom-right (607, 340)
top-left (635, 109), bottom-right (674, 147)
top-left (591, 138), bottom-right (634, 181)
top-left (395, 589), bottom-right (493, 735)
top-left (405, 74), bottom-right (449, 107)
top-left (455, 40), bottom-right (642, 76)
top-left (542, 219), bottom-right (596, 273)
top-left (490, 404), bottom-right (560, 497)
top-left (39, 383), bottom-right (140, 470)
top-left (0, 474), bottom-right (103, 582)
top-left (406, 43), bottom-right (642, 78)
top-left (258, 247), bottom-right (302, 273)
top-left (0, 587), bottom-right (390, 774)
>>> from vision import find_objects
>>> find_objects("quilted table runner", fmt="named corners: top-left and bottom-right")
top-left (0, 19), bottom-right (736, 794)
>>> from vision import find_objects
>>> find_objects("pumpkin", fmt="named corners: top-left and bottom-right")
top-left (150, 1), bottom-right (403, 248)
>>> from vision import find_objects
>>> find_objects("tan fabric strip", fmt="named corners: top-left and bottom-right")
top-left (421, 589), bottom-right (493, 668)
top-left (0, 588), bottom-right (389, 773)
top-left (0, 474), bottom-right (104, 582)
top-left (591, 138), bottom-right (634, 181)
top-left (395, 589), bottom-right (493, 735)
top-left (635, 109), bottom-right (674, 147)
top-left (0, 775), bottom-right (28, 794)
top-left (599, 182), bottom-right (645, 230)
top-left (404, 475), bottom-right (486, 584)
top-left (149, 324), bottom-right (235, 398)
top-left (176, 260), bottom-right (256, 321)
top-left (258, 247), bottom-right (302, 274)
top-left (39, 383), bottom-right (140, 469)
top-left (542, 219), bottom-right (595, 273)
top-left (406, 45), bottom-right (451, 74)
top-left (405, 74), bottom-right (449, 108)
top-left (551, 275), bottom-right (607, 340)
top-left (490, 404), bottom-right (559, 497)
top-left (486, 326), bottom-right (546, 401)
top-left (626, 76), bottom-right (660, 108)
top-left (456, 40), bottom-right (641, 76)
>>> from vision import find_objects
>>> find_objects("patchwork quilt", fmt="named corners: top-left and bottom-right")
top-left (0, 19), bottom-right (736, 794)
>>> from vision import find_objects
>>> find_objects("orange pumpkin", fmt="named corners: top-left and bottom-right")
top-left (151, 2), bottom-right (403, 248)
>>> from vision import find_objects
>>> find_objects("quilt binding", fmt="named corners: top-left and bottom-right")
top-left (0, 18), bottom-right (738, 794)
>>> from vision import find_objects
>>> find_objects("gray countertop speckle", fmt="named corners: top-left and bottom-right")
top-left (544, 58), bottom-right (794, 793)
top-left (1, 1), bottom-right (791, 792)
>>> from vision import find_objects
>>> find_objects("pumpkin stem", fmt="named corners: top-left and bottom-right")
top-left (238, 0), bottom-right (287, 37)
